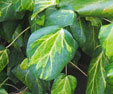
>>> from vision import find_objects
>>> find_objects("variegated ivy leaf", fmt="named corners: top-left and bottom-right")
top-left (13, 64), bottom-right (49, 94)
top-left (0, 49), bottom-right (9, 72)
top-left (60, 0), bottom-right (113, 17)
top-left (99, 23), bottom-right (113, 62)
top-left (27, 26), bottom-right (78, 80)
top-left (0, 0), bottom-right (24, 22)
top-left (86, 51), bottom-right (109, 94)
top-left (31, 0), bottom-right (59, 20)
top-left (51, 74), bottom-right (77, 94)
top-left (12, 0), bottom-right (34, 11)
top-left (45, 8), bottom-right (77, 27)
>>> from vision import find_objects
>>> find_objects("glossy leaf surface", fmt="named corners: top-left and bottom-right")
top-left (45, 8), bottom-right (76, 27)
top-left (27, 26), bottom-right (78, 80)
top-left (86, 51), bottom-right (109, 94)
top-left (99, 23), bottom-right (113, 62)
top-left (31, 0), bottom-right (58, 20)
top-left (51, 74), bottom-right (77, 94)
top-left (13, 64), bottom-right (49, 94)
top-left (60, 0), bottom-right (113, 17)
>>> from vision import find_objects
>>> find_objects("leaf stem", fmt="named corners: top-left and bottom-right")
top-left (6, 26), bottom-right (30, 49)
top-left (70, 62), bottom-right (87, 77)
top-left (103, 18), bottom-right (113, 23)
top-left (0, 77), bottom-right (9, 87)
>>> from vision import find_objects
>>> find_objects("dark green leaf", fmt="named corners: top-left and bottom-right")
top-left (70, 18), bottom-right (86, 47)
top-left (99, 23), bottom-right (113, 62)
top-left (0, 0), bottom-right (24, 22)
top-left (27, 26), bottom-right (78, 80)
top-left (0, 49), bottom-right (9, 72)
top-left (51, 74), bottom-right (77, 94)
top-left (86, 51), bottom-right (109, 94)
top-left (13, 64), bottom-right (49, 94)
top-left (45, 8), bottom-right (76, 27)
top-left (12, 25), bottom-right (24, 48)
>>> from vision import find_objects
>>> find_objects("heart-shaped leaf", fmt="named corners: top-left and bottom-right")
top-left (27, 26), bottom-right (78, 80)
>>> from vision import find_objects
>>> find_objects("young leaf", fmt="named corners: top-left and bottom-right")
top-left (45, 9), bottom-right (76, 27)
top-left (60, 0), bottom-right (113, 17)
top-left (0, 49), bottom-right (9, 72)
top-left (51, 74), bottom-right (77, 94)
top-left (0, 88), bottom-right (8, 94)
top-left (31, 0), bottom-right (58, 20)
top-left (13, 65), bottom-right (49, 94)
top-left (27, 26), bottom-right (78, 80)
top-left (86, 51), bottom-right (109, 94)
top-left (99, 23), bottom-right (113, 62)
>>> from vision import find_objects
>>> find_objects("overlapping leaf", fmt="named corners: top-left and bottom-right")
top-left (13, 62), bottom-right (49, 94)
top-left (45, 8), bottom-right (76, 27)
top-left (31, 0), bottom-right (58, 20)
top-left (99, 23), bottom-right (113, 62)
top-left (0, 49), bottom-right (9, 72)
top-left (27, 26), bottom-right (78, 80)
top-left (86, 51), bottom-right (109, 94)
top-left (0, 0), bottom-right (24, 22)
top-left (51, 74), bottom-right (77, 94)
top-left (60, 0), bottom-right (113, 17)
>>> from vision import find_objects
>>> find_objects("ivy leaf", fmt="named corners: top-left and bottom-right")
top-left (0, 0), bottom-right (24, 22)
top-left (86, 51), bottom-right (109, 94)
top-left (12, 0), bottom-right (34, 11)
top-left (0, 49), bottom-right (9, 72)
top-left (12, 25), bottom-right (24, 48)
top-left (0, 88), bottom-right (8, 94)
top-left (31, 0), bottom-right (58, 20)
top-left (27, 26), bottom-right (78, 80)
top-left (51, 74), bottom-right (77, 94)
top-left (13, 64), bottom-right (49, 94)
top-left (60, 0), bottom-right (113, 17)
top-left (45, 8), bottom-right (76, 27)
top-left (70, 18), bottom-right (86, 47)
top-left (99, 23), bottom-right (113, 62)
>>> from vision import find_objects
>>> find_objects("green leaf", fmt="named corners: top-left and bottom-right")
top-left (31, 0), bottom-right (58, 20)
top-left (51, 74), bottom-right (77, 94)
top-left (45, 8), bottom-right (76, 27)
top-left (27, 26), bottom-right (78, 80)
top-left (99, 23), bottom-right (113, 62)
top-left (0, 0), bottom-right (24, 22)
top-left (81, 19), bottom-right (99, 57)
top-left (12, 0), bottom-right (34, 11)
top-left (13, 65), bottom-right (49, 94)
top-left (105, 63), bottom-right (113, 86)
top-left (70, 18), bottom-right (86, 47)
top-left (0, 21), bottom-right (18, 42)
top-left (0, 49), bottom-right (9, 72)
top-left (12, 25), bottom-right (24, 48)
top-left (86, 51), bottom-right (109, 94)
top-left (20, 58), bottom-right (29, 70)
top-left (60, 0), bottom-right (113, 17)
top-left (0, 88), bottom-right (8, 94)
